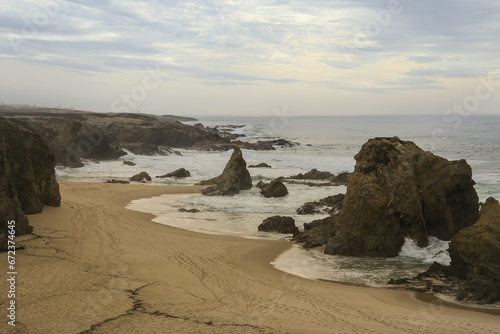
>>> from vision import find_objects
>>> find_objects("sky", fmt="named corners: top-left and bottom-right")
top-left (0, 0), bottom-right (499, 116)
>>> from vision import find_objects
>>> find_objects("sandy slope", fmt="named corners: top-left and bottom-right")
top-left (1, 182), bottom-right (498, 333)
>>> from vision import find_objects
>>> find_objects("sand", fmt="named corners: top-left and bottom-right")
top-left (1, 182), bottom-right (498, 333)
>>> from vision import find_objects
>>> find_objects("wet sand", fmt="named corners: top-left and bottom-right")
top-left (1, 181), bottom-right (498, 333)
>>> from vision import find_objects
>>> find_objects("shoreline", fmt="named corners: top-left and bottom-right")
top-left (2, 181), bottom-right (498, 333)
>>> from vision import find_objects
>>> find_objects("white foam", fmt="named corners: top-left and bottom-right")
top-left (398, 237), bottom-right (451, 266)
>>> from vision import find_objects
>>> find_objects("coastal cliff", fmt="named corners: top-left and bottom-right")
top-left (0, 117), bottom-right (61, 251)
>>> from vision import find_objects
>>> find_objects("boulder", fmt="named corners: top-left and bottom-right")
top-left (260, 180), bottom-right (288, 198)
top-left (198, 147), bottom-right (252, 196)
top-left (123, 161), bottom-right (136, 166)
top-left (157, 168), bottom-right (191, 179)
top-left (325, 137), bottom-right (479, 258)
top-left (248, 163), bottom-right (272, 168)
top-left (447, 197), bottom-right (500, 303)
top-left (0, 117), bottom-right (61, 251)
top-left (297, 194), bottom-right (344, 215)
top-left (293, 215), bottom-right (340, 248)
top-left (130, 172), bottom-right (151, 182)
top-left (258, 216), bottom-right (299, 234)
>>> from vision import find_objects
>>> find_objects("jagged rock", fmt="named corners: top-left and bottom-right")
top-left (130, 172), bottom-right (151, 182)
top-left (249, 163), bottom-right (272, 168)
top-left (157, 168), bottom-right (191, 179)
top-left (297, 194), bottom-right (344, 215)
top-left (106, 179), bottom-right (130, 184)
top-left (330, 172), bottom-right (352, 186)
top-left (0, 117), bottom-right (61, 251)
top-left (288, 170), bottom-right (352, 186)
top-left (198, 147), bottom-right (252, 196)
top-left (325, 137), bottom-right (479, 258)
top-left (293, 216), bottom-right (340, 248)
top-left (123, 161), bottom-right (136, 166)
top-left (258, 216), bottom-right (298, 234)
top-left (447, 197), bottom-right (500, 303)
top-left (260, 180), bottom-right (288, 198)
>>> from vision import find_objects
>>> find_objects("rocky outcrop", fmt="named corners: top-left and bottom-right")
top-left (0, 117), bottom-right (61, 251)
top-left (447, 197), bottom-right (500, 303)
top-left (130, 172), bottom-right (151, 182)
top-left (249, 163), bottom-right (272, 168)
top-left (325, 137), bottom-right (479, 258)
top-left (198, 147), bottom-right (252, 196)
top-left (390, 197), bottom-right (500, 304)
top-left (123, 161), bottom-right (136, 166)
top-left (260, 180), bottom-right (288, 198)
top-left (293, 215), bottom-right (340, 248)
top-left (297, 194), bottom-right (344, 215)
top-left (157, 168), bottom-right (191, 178)
top-left (106, 179), bottom-right (130, 184)
top-left (258, 216), bottom-right (299, 234)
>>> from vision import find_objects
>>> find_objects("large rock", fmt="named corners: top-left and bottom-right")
top-left (260, 179), bottom-right (288, 198)
top-left (447, 197), bottom-right (500, 303)
top-left (258, 216), bottom-right (299, 234)
top-left (0, 117), bottom-right (61, 251)
top-left (198, 147), bottom-right (252, 196)
top-left (130, 172), bottom-right (151, 182)
top-left (325, 137), bottom-right (479, 258)
top-left (293, 215), bottom-right (340, 248)
top-left (157, 168), bottom-right (191, 178)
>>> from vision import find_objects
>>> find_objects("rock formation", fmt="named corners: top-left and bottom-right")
top-left (297, 194), bottom-right (344, 215)
top-left (260, 179), bottom-right (288, 198)
top-left (157, 168), bottom-right (191, 178)
top-left (258, 216), bottom-right (299, 234)
top-left (123, 161), bottom-right (136, 166)
top-left (293, 215), bottom-right (340, 248)
top-left (130, 172), bottom-right (152, 182)
top-left (325, 137), bottom-right (479, 258)
top-left (0, 117), bottom-right (61, 251)
top-left (390, 197), bottom-right (500, 304)
top-left (198, 147), bottom-right (252, 196)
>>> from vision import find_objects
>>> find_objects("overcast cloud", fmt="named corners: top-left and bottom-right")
top-left (0, 0), bottom-right (499, 116)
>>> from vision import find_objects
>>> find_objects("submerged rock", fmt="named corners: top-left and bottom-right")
top-left (258, 216), bottom-right (299, 234)
top-left (157, 168), bottom-right (191, 178)
top-left (248, 163), bottom-right (272, 168)
top-left (198, 147), bottom-right (252, 196)
top-left (0, 117), bottom-right (61, 251)
top-left (325, 137), bottom-right (479, 258)
top-left (260, 179), bottom-right (288, 198)
top-left (106, 179), bottom-right (130, 184)
top-left (123, 160), bottom-right (136, 166)
top-left (130, 172), bottom-right (152, 182)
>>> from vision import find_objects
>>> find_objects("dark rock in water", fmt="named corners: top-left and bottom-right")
top-left (106, 179), bottom-right (131, 184)
top-left (249, 163), bottom-right (272, 168)
top-left (130, 172), bottom-right (151, 182)
top-left (179, 208), bottom-right (200, 213)
top-left (330, 172), bottom-right (352, 186)
top-left (446, 197), bottom-right (500, 303)
top-left (325, 137), bottom-right (479, 258)
top-left (297, 194), bottom-right (344, 215)
top-left (123, 160), bottom-right (136, 166)
top-left (260, 180), bottom-right (288, 198)
top-left (0, 117), bottom-right (61, 251)
top-left (157, 168), bottom-right (191, 178)
top-left (293, 215), bottom-right (340, 248)
top-left (123, 143), bottom-right (182, 156)
top-left (290, 169), bottom-right (334, 180)
top-left (198, 147), bottom-right (252, 196)
top-left (259, 216), bottom-right (299, 234)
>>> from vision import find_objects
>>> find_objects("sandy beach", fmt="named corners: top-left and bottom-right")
top-left (2, 181), bottom-right (499, 334)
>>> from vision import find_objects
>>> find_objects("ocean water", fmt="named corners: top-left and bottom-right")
top-left (58, 115), bottom-right (500, 290)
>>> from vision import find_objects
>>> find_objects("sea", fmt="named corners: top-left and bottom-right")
top-left (57, 115), bottom-right (500, 295)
